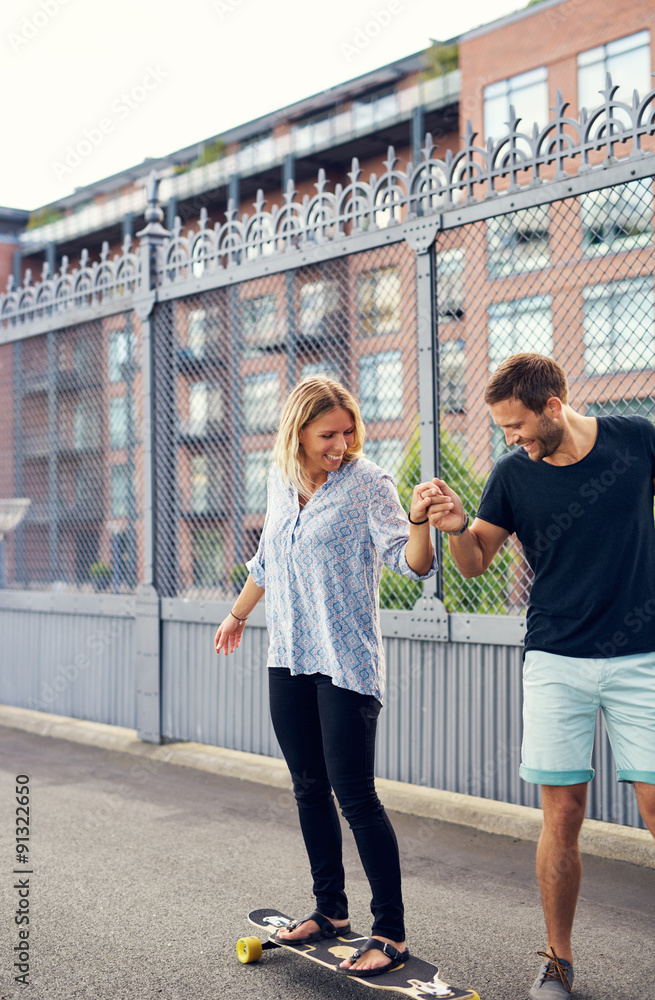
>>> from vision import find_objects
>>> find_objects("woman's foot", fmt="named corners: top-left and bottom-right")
top-left (339, 936), bottom-right (407, 973)
top-left (275, 912), bottom-right (349, 942)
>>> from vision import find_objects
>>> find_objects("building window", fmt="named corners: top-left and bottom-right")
top-left (578, 31), bottom-right (651, 114)
top-left (439, 339), bottom-right (467, 413)
top-left (582, 277), bottom-right (655, 375)
top-left (436, 249), bottom-right (465, 320)
top-left (486, 205), bottom-right (550, 277)
top-left (243, 373), bottom-right (280, 432)
top-left (244, 450), bottom-right (272, 513)
top-left (238, 132), bottom-right (274, 172)
top-left (190, 455), bottom-right (208, 514)
top-left (193, 528), bottom-right (224, 588)
top-left (357, 267), bottom-right (402, 337)
top-left (110, 464), bottom-right (129, 517)
top-left (187, 309), bottom-right (207, 358)
top-left (108, 328), bottom-right (136, 383)
top-left (190, 454), bottom-right (223, 515)
top-left (484, 67), bottom-right (548, 143)
top-left (187, 382), bottom-right (224, 437)
top-left (73, 401), bottom-right (101, 451)
top-left (242, 294), bottom-right (281, 350)
top-left (352, 88), bottom-right (399, 132)
top-left (365, 437), bottom-right (404, 479)
top-left (488, 296), bottom-right (553, 371)
top-left (359, 351), bottom-right (403, 421)
top-left (183, 306), bottom-right (225, 358)
top-left (298, 280), bottom-right (341, 338)
top-left (293, 111), bottom-right (334, 154)
top-left (580, 178), bottom-right (653, 256)
top-left (109, 397), bottom-right (128, 450)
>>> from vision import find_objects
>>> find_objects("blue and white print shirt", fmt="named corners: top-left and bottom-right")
top-left (246, 457), bottom-right (438, 701)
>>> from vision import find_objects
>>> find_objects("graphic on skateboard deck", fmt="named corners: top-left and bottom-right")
top-left (237, 908), bottom-right (481, 999)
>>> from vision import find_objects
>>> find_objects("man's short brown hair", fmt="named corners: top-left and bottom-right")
top-left (484, 353), bottom-right (569, 413)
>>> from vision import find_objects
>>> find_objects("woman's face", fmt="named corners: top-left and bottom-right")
top-left (298, 407), bottom-right (356, 484)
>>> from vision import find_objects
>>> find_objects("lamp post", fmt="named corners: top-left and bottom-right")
top-left (0, 499), bottom-right (31, 588)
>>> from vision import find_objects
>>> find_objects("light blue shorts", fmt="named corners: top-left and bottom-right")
top-left (520, 650), bottom-right (655, 786)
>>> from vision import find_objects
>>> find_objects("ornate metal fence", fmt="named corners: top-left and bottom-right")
top-left (1, 75), bottom-right (654, 828)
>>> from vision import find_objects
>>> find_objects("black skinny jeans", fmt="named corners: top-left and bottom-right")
top-left (268, 668), bottom-right (405, 941)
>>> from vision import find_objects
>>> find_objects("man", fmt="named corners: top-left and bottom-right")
top-left (427, 353), bottom-right (655, 998)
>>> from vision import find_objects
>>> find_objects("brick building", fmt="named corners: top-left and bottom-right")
top-left (2, 0), bottom-right (654, 598)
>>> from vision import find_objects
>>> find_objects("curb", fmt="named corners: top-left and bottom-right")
top-left (2, 704), bottom-right (653, 869)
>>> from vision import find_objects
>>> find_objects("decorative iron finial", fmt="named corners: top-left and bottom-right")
top-left (144, 170), bottom-right (164, 226)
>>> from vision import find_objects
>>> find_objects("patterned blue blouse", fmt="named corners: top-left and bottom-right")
top-left (246, 457), bottom-right (438, 701)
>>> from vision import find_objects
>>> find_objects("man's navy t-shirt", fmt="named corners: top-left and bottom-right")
top-left (477, 415), bottom-right (655, 658)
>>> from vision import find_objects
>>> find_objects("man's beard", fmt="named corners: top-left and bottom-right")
top-left (524, 413), bottom-right (564, 461)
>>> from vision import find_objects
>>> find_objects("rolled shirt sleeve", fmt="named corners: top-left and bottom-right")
top-left (366, 470), bottom-right (438, 580)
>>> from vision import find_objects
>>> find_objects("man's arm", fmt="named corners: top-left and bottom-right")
top-left (446, 517), bottom-right (510, 578)
top-left (427, 478), bottom-right (510, 578)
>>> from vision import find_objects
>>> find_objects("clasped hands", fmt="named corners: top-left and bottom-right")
top-left (413, 478), bottom-right (467, 535)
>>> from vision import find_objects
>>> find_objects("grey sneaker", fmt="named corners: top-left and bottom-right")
top-left (529, 950), bottom-right (574, 997)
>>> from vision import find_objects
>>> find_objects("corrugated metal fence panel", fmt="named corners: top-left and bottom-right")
top-left (161, 619), bottom-right (280, 758)
top-left (375, 638), bottom-right (538, 807)
top-left (0, 607), bottom-right (135, 728)
top-left (0, 604), bottom-right (645, 828)
top-left (159, 620), bottom-right (645, 828)
top-left (376, 638), bottom-right (646, 828)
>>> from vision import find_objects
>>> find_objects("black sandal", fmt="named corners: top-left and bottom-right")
top-left (271, 909), bottom-right (351, 945)
top-left (342, 938), bottom-right (410, 977)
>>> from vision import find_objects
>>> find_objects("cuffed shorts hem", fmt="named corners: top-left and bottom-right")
top-left (519, 765), bottom-right (594, 786)
top-left (616, 769), bottom-right (655, 784)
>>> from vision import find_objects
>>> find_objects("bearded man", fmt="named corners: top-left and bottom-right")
top-left (428, 353), bottom-right (655, 998)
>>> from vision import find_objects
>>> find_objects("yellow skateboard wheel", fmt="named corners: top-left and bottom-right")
top-left (236, 936), bottom-right (263, 964)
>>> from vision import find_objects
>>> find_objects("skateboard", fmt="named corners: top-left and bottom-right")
top-left (237, 907), bottom-right (481, 999)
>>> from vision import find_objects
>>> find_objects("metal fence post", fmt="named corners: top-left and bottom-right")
top-left (133, 172), bottom-right (170, 743)
top-left (407, 221), bottom-right (443, 606)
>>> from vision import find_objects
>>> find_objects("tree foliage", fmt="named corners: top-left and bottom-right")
top-left (422, 41), bottom-right (459, 81)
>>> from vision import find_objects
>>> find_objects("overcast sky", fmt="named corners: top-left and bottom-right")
top-left (2, 0), bottom-right (524, 211)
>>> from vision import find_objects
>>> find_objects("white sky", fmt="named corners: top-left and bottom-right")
top-left (1, 0), bottom-right (524, 211)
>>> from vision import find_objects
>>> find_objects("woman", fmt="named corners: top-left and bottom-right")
top-left (214, 376), bottom-right (438, 976)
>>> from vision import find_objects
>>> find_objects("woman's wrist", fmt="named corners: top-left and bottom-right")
top-left (230, 610), bottom-right (249, 623)
top-left (408, 511), bottom-right (429, 525)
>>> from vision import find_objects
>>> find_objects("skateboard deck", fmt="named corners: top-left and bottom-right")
top-left (237, 907), bottom-right (481, 999)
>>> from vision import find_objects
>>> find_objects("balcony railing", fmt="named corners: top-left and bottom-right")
top-left (20, 72), bottom-right (460, 249)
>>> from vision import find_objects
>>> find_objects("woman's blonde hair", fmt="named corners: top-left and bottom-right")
top-left (273, 375), bottom-right (366, 497)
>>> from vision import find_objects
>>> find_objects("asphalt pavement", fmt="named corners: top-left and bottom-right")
top-left (1, 724), bottom-right (654, 1000)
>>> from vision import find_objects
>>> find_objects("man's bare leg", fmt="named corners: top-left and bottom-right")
top-left (536, 783), bottom-right (588, 966)
top-left (633, 781), bottom-right (655, 837)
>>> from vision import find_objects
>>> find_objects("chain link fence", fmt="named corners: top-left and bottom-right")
top-left (1, 315), bottom-right (144, 593)
top-left (152, 241), bottom-right (424, 606)
top-left (437, 176), bottom-right (655, 614)
top-left (3, 178), bottom-right (654, 613)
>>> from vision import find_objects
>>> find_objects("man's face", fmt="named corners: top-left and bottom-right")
top-left (488, 397), bottom-right (564, 462)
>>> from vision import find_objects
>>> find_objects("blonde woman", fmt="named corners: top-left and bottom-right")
top-left (214, 376), bottom-right (438, 977)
